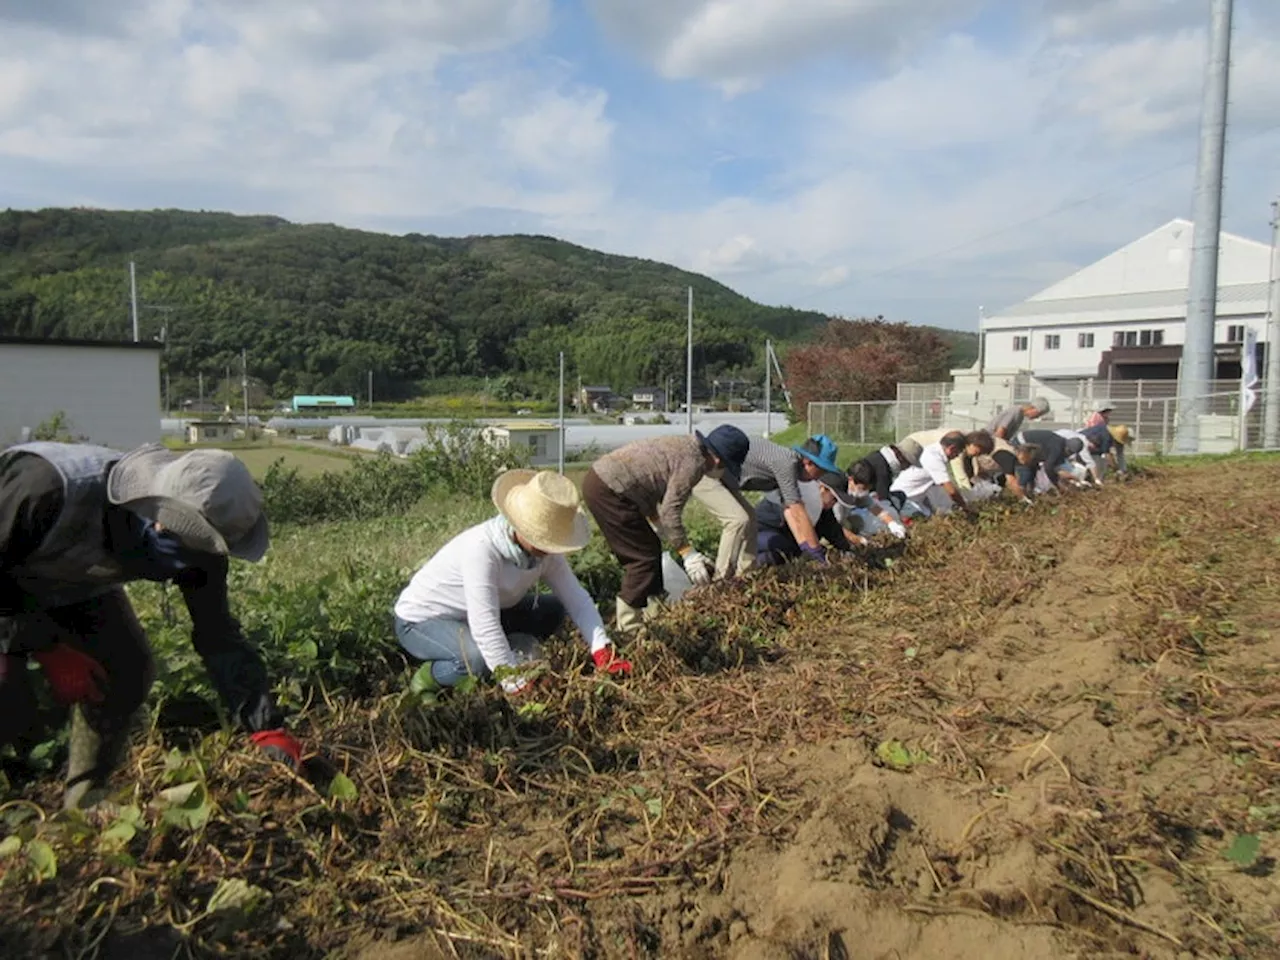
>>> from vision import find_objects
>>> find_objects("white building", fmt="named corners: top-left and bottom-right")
top-left (0, 337), bottom-right (162, 450)
top-left (976, 219), bottom-right (1273, 387)
top-left (481, 421), bottom-right (561, 467)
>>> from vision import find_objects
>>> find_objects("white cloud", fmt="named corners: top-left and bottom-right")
top-left (589, 0), bottom-right (980, 90)
top-left (1, 0), bottom-right (1278, 334)
top-left (0, 0), bottom-right (615, 221)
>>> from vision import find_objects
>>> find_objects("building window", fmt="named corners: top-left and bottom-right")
top-left (1139, 330), bottom-right (1152, 346)
top-left (1078, 333), bottom-right (1094, 349)
top-left (1124, 331), bottom-right (1138, 347)
top-left (1044, 334), bottom-right (1061, 350)
top-left (1012, 335), bottom-right (1028, 352)
top-left (1226, 324), bottom-right (1245, 343)
top-left (1152, 330), bottom-right (1163, 346)
top-left (1139, 329), bottom-right (1165, 347)
top-left (1113, 331), bottom-right (1125, 347)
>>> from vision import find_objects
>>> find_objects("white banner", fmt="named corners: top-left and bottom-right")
top-left (1243, 327), bottom-right (1260, 413)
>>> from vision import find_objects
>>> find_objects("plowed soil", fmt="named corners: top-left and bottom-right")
top-left (4, 457), bottom-right (1279, 960)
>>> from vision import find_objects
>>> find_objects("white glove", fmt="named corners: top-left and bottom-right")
top-left (681, 549), bottom-right (713, 586)
top-left (886, 520), bottom-right (907, 540)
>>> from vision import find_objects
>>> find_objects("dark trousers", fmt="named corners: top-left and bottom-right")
top-left (0, 589), bottom-right (154, 804)
top-left (581, 468), bottom-right (663, 607)
top-left (756, 527), bottom-right (801, 567)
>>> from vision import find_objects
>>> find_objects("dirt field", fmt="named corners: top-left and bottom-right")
top-left (4, 457), bottom-right (1279, 959)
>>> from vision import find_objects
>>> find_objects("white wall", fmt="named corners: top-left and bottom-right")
top-left (981, 312), bottom-right (1268, 378)
top-left (0, 343), bottom-right (161, 450)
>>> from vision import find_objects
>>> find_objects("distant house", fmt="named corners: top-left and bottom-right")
top-left (181, 399), bottom-right (224, 416)
top-left (578, 385), bottom-right (613, 413)
top-left (292, 395), bottom-right (356, 413)
top-left (186, 421), bottom-right (237, 444)
top-left (481, 421), bottom-right (560, 468)
top-left (631, 386), bottom-right (666, 411)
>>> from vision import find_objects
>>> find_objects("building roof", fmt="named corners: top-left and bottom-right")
top-left (986, 218), bottom-right (1273, 326)
top-left (0, 335), bottom-right (163, 351)
top-left (292, 395), bottom-right (356, 406)
top-left (632, 386), bottom-right (664, 393)
top-left (487, 420), bottom-right (558, 431)
top-left (581, 385), bottom-right (612, 392)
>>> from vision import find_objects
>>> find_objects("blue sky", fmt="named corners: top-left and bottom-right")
top-left (1, 0), bottom-right (1278, 330)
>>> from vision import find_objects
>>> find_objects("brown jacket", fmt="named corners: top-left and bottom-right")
top-left (590, 435), bottom-right (707, 550)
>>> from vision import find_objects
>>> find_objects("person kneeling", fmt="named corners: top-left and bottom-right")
top-left (393, 470), bottom-right (631, 695)
top-left (756, 471), bottom-right (858, 567)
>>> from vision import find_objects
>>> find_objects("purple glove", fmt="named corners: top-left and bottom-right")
top-left (800, 543), bottom-right (828, 565)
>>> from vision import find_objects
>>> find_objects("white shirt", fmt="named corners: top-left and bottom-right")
top-left (892, 442), bottom-right (953, 499)
top-left (394, 516), bottom-right (609, 671)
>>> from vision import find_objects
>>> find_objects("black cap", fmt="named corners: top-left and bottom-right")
top-left (815, 470), bottom-right (856, 506)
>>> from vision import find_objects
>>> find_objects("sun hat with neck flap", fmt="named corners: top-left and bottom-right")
top-left (107, 443), bottom-right (270, 562)
top-left (492, 469), bottom-right (591, 554)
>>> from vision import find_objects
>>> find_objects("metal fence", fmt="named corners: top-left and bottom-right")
top-left (808, 382), bottom-right (1280, 455)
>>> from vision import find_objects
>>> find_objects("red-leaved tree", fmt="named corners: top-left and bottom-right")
top-left (784, 317), bottom-right (951, 417)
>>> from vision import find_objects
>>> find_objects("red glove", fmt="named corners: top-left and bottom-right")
top-left (250, 728), bottom-right (303, 768)
top-left (32, 643), bottom-right (107, 705)
top-left (592, 646), bottom-right (632, 678)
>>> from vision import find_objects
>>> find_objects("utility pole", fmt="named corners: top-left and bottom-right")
top-left (129, 261), bottom-right (139, 342)
top-left (764, 339), bottom-right (773, 437)
top-left (241, 348), bottom-right (250, 432)
top-left (1175, 0), bottom-right (1234, 453)
top-left (198, 372), bottom-right (203, 406)
top-left (557, 351), bottom-right (566, 474)
top-left (368, 369), bottom-right (374, 407)
top-left (686, 286), bottom-right (694, 435)
top-left (1263, 199), bottom-right (1280, 447)
top-left (225, 364), bottom-right (231, 415)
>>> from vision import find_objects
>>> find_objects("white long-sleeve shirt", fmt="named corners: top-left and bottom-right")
top-left (394, 517), bottom-right (609, 671)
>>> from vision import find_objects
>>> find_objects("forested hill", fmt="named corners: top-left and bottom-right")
top-left (0, 208), bottom-right (975, 401)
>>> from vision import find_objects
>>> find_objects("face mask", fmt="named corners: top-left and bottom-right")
top-left (705, 466), bottom-right (726, 481)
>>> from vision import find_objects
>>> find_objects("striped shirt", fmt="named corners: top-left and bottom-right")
top-left (737, 438), bottom-right (804, 505)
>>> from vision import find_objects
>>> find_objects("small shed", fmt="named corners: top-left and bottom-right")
top-left (186, 421), bottom-right (238, 443)
top-left (482, 421), bottom-right (561, 467)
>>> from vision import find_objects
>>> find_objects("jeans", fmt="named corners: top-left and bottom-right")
top-left (394, 593), bottom-right (566, 687)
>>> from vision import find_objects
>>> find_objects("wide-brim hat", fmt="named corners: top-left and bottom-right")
top-left (107, 444), bottom-right (270, 562)
top-left (793, 435), bottom-right (841, 475)
top-left (491, 469), bottom-right (590, 554)
top-left (1108, 424), bottom-right (1133, 446)
top-left (696, 425), bottom-right (750, 482)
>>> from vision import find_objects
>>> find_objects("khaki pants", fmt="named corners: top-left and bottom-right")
top-left (690, 476), bottom-right (756, 579)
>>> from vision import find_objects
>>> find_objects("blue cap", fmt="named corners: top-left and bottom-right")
top-left (697, 425), bottom-right (750, 481)
top-left (793, 434), bottom-right (840, 474)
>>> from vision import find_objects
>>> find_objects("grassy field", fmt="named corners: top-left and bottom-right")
top-left (4, 455), bottom-right (1279, 959)
top-left (165, 439), bottom-right (363, 478)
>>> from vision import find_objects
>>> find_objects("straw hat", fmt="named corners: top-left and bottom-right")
top-left (107, 444), bottom-right (269, 562)
top-left (1108, 424), bottom-right (1133, 446)
top-left (491, 469), bottom-right (590, 554)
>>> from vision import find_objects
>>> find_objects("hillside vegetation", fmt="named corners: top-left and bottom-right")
top-left (0, 208), bottom-right (976, 403)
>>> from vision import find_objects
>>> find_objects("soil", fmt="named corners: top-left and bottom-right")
top-left (6, 458), bottom-right (1280, 960)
